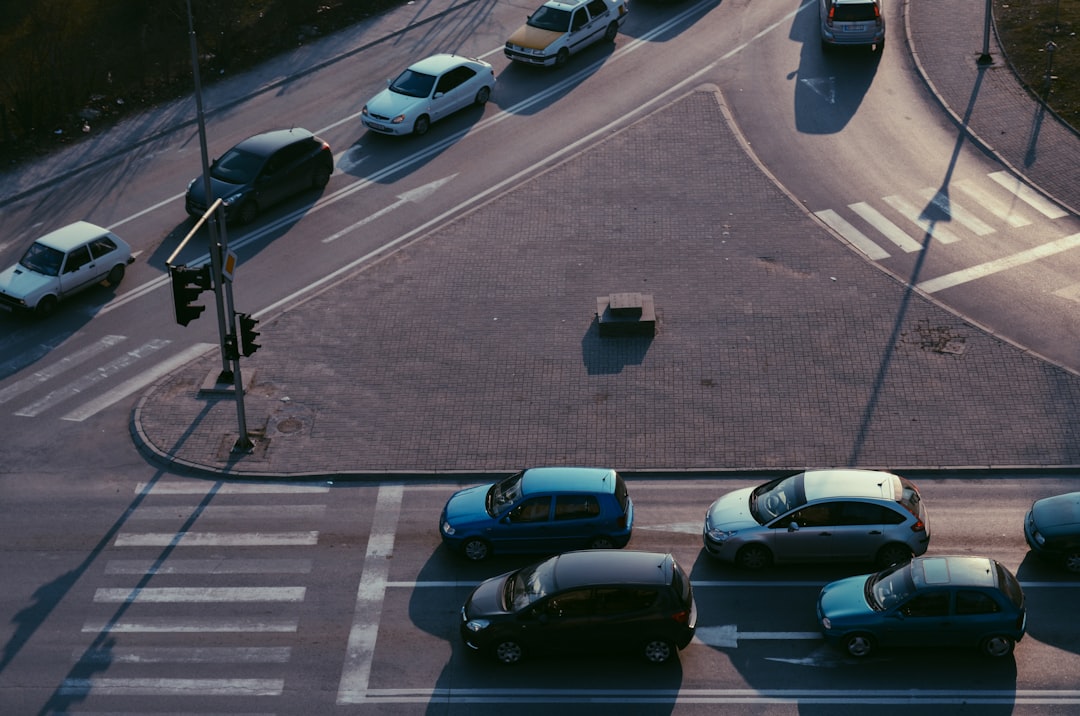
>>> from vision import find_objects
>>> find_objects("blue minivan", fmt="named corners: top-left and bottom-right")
top-left (439, 467), bottom-right (634, 561)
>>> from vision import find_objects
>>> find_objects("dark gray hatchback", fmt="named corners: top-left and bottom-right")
top-left (460, 550), bottom-right (696, 665)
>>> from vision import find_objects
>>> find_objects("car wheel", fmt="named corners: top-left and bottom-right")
top-left (34, 295), bottom-right (59, 318)
top-left (843, 633), bottom-right (875, 658)
top-left (1064, 550), bottom-right (1080, 574)
top-left (311, 164), bottom-right (331, 189)
top-left (413, 115), bottom-right (431, 136)
top-left (554, 48), bottom-right (570, 69)
top-left (642, 638), bottom-right (675, 664)
top-left (875, 543), bottom-right (912, 568)
top-left (462, 538), bottom-right (490, 562)
top-left (493, 639), bottom-right (524, 665)
top-left (238, 201), bottom-right (259, 225)
top-left (735, 544), bottom-right (772, 571)
top-left (588, 535), bottom-right (615, 549)
top-left (604, 21), bottom-right (619, 42)
top-left (474, 86), bottom-right (491, 105)
top-left (980, 635), bottom-right (1015, 658)
top-left (107, 264), bottom-right (126, 286)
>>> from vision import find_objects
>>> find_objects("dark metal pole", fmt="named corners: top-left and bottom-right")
top-left (977, 0), bottom-right (993, 65)
top-left (185, 0), bottom-right (231, 382)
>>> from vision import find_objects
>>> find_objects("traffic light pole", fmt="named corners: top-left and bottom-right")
top-left (184, 0), bottom-right (253, 454)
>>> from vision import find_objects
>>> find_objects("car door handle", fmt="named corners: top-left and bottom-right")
top-left (818, 532), bottom-right (832, 536)
top-left (868, 530), bottom-right (882, 535)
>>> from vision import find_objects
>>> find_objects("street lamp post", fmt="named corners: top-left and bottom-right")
top-left (977, 0), bottom-right (993, 65)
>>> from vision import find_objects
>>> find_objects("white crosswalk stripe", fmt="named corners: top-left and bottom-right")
top-left (61, 482), bottom-right (330, 708)
top-left (813, 171), bottom-right (1076, 294)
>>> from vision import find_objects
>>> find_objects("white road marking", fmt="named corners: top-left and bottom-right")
top-left (955, 178), bottom-right (1032, 227)
top-left (0, 335), bottom-right (125, 404)
top-left (93, 586), bottom-right (306, 603)
top-left (799, 76), bottom-right (836, 104)
top-left (127, 504), bottom-right (326, 520)
top-left (814, 209), bottom-right (890, 259)
top-left (695, 625), bottom-right (821, 648)
top-left (81, 617), bottom-right (298, 633)
top-left (113, 531), bottom-right (319, 547)
top-left (917, 232), bottom-right (1080, 293)
top-left (848, 202), bottom-right (924, 252)
top-left (74, 646), bottom-right (292, 663)
top-left (882, 194), bottom-right (961, 243)
top-left (13, 338), bottom-right (170, 417)
top-left (105, 558), bottom-right (313, 575)
top-left (918, 187), bottom-right (996, 236)
top-left (134, 481), bottom-right (330, 494)
top-left (359, 687), bottom-right (1080, 705)
top-left (60, 341), bottom-right (215, 421)
top-left (338, 484), bottom-right (403, 705)
top-left (989, 170), bottom-right (1068, 219)
top-left (322, 174), bottom-right (458, 243)
top-left (57, 677), bottom-right (284, 697)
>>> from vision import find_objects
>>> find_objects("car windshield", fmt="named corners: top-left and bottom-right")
top-left (505, 557), bottom-right (557, 611)
top-left (19, 242), bottom-right (64, 277)
top-left (486, 471), bottom-right (525, 517)
top-left (833, 2), bottom-right (878, 21)
top-left (527, 6), bottom-right (571, 31)
top-left (867, 561), bottom-right (916, 611)
top-left (749, 474), bottom-right (807, 523)
top-left (390, 69), bottom-right (437, 99)
top-left (211, 148), bottom-right (264, 184)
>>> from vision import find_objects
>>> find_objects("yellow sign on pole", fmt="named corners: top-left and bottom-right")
top-left (222, 250), bottom-right (238, 282)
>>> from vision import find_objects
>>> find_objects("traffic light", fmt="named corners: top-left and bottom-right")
top-left (237, 312), bottom-right (261, 356)
top-left (170, 264), bottom-right (212, 327)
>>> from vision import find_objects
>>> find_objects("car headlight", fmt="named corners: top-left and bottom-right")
top-left (361, 105), bottom-right (369, 116)
top-left (464, 619), bottom-right (490, 633)
top-left (821, 617), bottom-right (832, 630)
top-left (1031, 529), bottom-right (1045, 546)
top-left (391, 114), bottom-right (406, 124)
top-left (706, 528), bottom-right (737, 543)
top-left (442, 521), bottom-right (455, 536)
top-left (223, 191), bottom-right (245, 206)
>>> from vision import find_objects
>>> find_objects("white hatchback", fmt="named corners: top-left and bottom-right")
top-left (0, 221), bottom-right (133, 317)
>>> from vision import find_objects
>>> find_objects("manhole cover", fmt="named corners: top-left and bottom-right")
top-left (276, 418), bottom-right (303, 434)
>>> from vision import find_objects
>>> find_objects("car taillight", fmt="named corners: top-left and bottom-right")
top-left (671, 610), bottom-right (689, 625)
top-left (827, 6), bottom-right (834, 26)
top-left (910, 519), bottom-right (925, 532)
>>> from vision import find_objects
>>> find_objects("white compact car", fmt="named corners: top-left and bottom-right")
top-left (361, 54), bottom-right (495, 136)
top-left (505, 0), bottom-right (629, 68)
top-left (0, 221), bottom-right (133, 317)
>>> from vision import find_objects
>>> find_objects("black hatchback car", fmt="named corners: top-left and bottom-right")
top-left (460, 550), bottom-right (697, 665)
top-left (185, 128), bottom-right (333, 224)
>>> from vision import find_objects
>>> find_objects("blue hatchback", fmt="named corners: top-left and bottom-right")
top-left (817, 555), bottom-right (1026, 658)
top-left (439, 467), bottom-right (633, 561)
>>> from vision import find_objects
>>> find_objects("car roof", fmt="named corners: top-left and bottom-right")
top-left (233, 128), bottom-right (316, 157)
top-left (552, 550), bottom-right (672, 590)
top-left (407, 54), bottom-right (474, 75)
top-left (540, 0), bottom-right (590, 11)
top-left (34, 221), bottom-right (113, 252)
top-left (911, 556), bottom-right (998, 588)
top-left (801, 469), bottom-right (897, 502)
top-left (520, 466), bottom-right (619, 495)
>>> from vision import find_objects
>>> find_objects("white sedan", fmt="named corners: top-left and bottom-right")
top-left (0, 221), bottom-right (133, 317)
top-left (361, 54), bottom-right (495, 136)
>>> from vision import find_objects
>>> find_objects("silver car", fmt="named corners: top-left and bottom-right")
top-left (819, 0), bottom-right (885, 51)
top-left (703, 469), bottom-right (930, 570)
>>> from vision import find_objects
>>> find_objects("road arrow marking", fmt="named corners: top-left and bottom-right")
top-left (764, 645), bottom-right (859, 667)
top-left (800, 77), bottom-right (836, 104)
top-left (322, 174), bottom-right (458, 243)
top-left (694, 625), bottom-right (822, 649)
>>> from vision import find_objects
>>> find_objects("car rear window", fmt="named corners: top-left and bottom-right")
top-left (995, 564), bottom-right (1025, 609)
top-left (895, 476), bottom-right (923, 516)
top-left (669, 557), bottom-right (693, 608)
top-left (832, 2), bottom-right (878, 21)
top-left (614, 473), bottom-right (630, 513)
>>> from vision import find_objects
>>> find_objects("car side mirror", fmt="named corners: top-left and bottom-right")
top-left (788, 521), bottom-right (800, 532)
top-left (500, 515), bottom-right (512, 524)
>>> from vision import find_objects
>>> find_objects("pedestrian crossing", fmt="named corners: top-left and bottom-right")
top-left (58, 480), bottom-right (330, 711)
top-left (0, 329), bottom-right (214, 422)
top-left (814, 170), bottom-right (1078, 294)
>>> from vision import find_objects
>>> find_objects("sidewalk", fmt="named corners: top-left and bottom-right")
top-left (116, 0), bottom-right (1078, 479)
